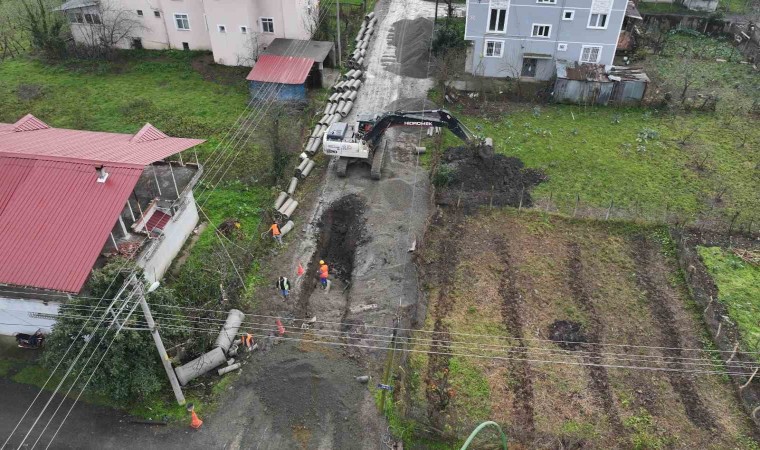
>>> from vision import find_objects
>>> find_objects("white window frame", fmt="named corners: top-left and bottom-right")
top-left (562, 9), bottom-right (575, 20)
top-left (217, 24), bottom-right (226, 33)
top-left (531, 23), bottom-right (551, 38)
top-left (483, 39), bottom-right (504, 58)
top-left (174, 13), bottom-right (190, 30)
top-left (557, 43), bottom-right (568, 51)
top-left (260, 17), bottom-right (274, 33)
top-left (587, 13), bottom-right (608, 29)
top-left (580, 45), bottom-right (602, 63)
top-left (536, 0), bottom-right (556, 4)
top-left (240, 25), bottom-right (248, 34)
top-left (487, 8), bottom-right (507, 33)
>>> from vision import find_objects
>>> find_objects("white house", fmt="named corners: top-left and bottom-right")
top-left (58, 0), bottom-right (317, 66)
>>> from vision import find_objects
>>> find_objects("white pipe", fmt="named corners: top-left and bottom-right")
top-left (319, 114), bottom-right (330, 125)
top-left (217, 363), bottom-right (241, 376)
top-left (328, 103), bottom-right (338, 115)
top-left (174, 347), bottom-right (226, 386)
top-left (340, 101), bottom-right (353, 117)
top-left (274, 191), bottom-right (288, 210)
top-left (278, 198), bottom-right (294, 215)
top-left (311, 125), bottom-right (324, 138)
top-left (300, 160), bottom-right (316, 178)
top-left (347, 91), bottom-right (358, 101)
top-left (323, 103), bottom-right (332, 114)
top-left (365, 11), bottom-right (375, 20)
top-left (287, 177), bottom-right (298, 195)
top-left (283, 200), bottom-right (299, 218)
top-left (296, 158), bottom-right (309, 173)
top-left (280, 220), bottom-right (295, 236)
top-left (214, 309), bottom-right (245, 352)
top-left (227, 358), bottom-right (235, 365)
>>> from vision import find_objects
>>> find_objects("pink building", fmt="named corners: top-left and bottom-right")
top-left (58, 0), bottom-right (318, 66)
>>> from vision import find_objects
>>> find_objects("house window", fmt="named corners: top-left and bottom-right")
top-left (580, 45), bottom-right (602, 63)
top-left (68, 13), bottom-right (78, 23)
top-left (588, 13), bottom-right (608, 28)
top-left (531, 24), bottom-right (551, 38)
top-left (136, 9), bottom-right (143, 16)
top-left (218, 24), bottom-right (226, 33)
top-left (240, 25), bottom-right (248, 33)
top-left (260, 17), bottom-right (274, 33)
top-left (175, 13), bottom-right (190, 30)
top-left (84, 13), bottom-right (93, 24)
top-left (536, 0), bottom-right (556, 3)
top-left (154, 11), bottom-right (161, 18)
top-left (132, 38), bottom-right (143, 49)
top-left (92, 13), bottom-right (101, 24)
top-left (484, 40), bottom-right (503, 58)
top-left (182, 42), bottom-right (190, 50)
top-left (75, 13), bottom-right (84, 23)
top-left (557, 43), bottom-right (568, 51)
top-left (563, 10), bottom-right (574, 20)
top-left (487, 8), bottom-right (507, 33)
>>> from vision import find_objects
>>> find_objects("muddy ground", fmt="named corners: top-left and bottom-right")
top-left (404, 210), bottom-right (757, 448)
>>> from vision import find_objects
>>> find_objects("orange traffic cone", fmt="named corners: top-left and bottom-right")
top-left (296, 262), bottom-right (304, 277)
top-left (187, 403), bottom-right (203, 429)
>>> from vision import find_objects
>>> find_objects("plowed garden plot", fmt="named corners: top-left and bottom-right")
top-left (402, 210), bottom-right (756, 448)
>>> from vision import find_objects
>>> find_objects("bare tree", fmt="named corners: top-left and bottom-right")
top-left (68, 0), bottom-right (144, 59)
top-left (18, 0), bottom-right (66, 58)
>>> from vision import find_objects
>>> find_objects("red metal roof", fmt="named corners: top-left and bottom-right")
top-left (0, 115), bottom-right (205, 166)
top-left (0, 114), bottom-right (206, 293)
top-left (246, 54), bottom-right (314, 85)
top-left (0, 156), bottom-right (142, 293)
top-left (145, 210), bottom-right (171, 232)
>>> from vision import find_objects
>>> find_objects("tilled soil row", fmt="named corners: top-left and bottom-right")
top-left (567, 242), bottom-right (626, 439)
top-left (423, 213), bottom-right (464, 428)
top-left (496, 237), bottom-right (536, 442)
top-left (631, 236), bottom-right (717, 431)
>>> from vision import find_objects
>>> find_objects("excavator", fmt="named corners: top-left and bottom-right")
top-left (322, 109), bottom-right (491, 179)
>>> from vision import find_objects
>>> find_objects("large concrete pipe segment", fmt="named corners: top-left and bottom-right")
top-left (311, 124), bottom-right (324, 138)
top-left (295, 158), bottom-right (309, 174)
top-left (343, 69), bottom-right (355, 80)
top-left (369, 16), bottom-right (377, 26)
top-left (175, 347), bottom-right (226, 386)
top-left (300, 160), bottom-right (316, 179)
top-left (282, 200), bottom-right (299, 218)
top-left (340, 101), bottom-right (354, 117)
top-left (327, 102), bottom-right (338, 115)
top-left (323, 103), bottom-right (332, 115)
top-left (328, 114), bottom-right (341, 125)
top-left (274, 191), bottom-right (288, 210)
top-left (217, 363), bottom-right (241, 376)
top-left (356, 57), bottom-right (365, 67)
top-left (318, 114), bottom-right (330, 125)
top-left (278, 197), bottom-right (294, 215)
top-left (336, 100), bottom-right (346, 113)
top-left (214, 309), bottom-right (245, 353)
top-left (329, 92), bottom-right (340, 102)
top-left (365, 11), bottom-right (375, 20)
top-left (347, 91), bottom-right (358, 101)
top-left (353, 70), bottom-right (363, 79)
top-left (287, 177), bottom-right (298, 195)
top-left (280, 220), bottom-right (295, 236)
top-left (309, 138), bottom-right (322, 154)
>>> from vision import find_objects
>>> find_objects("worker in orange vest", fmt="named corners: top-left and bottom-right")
top-left (318, 260), bottom-right (329, 289)
top-left (268, 221), bottom-right (282, 245)
top-left (242, 333), bottom-right (254, 351)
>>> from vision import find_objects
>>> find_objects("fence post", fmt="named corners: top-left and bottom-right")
top-left (573, 193), bottom-right (579, 218)
top-left (605, 198), bottom-right (614, 221)
top-left (518, 185), bottom-right (525, 211)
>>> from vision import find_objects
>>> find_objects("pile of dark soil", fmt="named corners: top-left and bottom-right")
top-left (385, 97), bottom-right (438, 112)
top-left (548, 320), bottom-right (586, 350)
top-left (435, 146), bottom-right (546, 211)
top-left (316, 195), bottom-right (367, 282)
top-left (391, 18), bottom-right (434, 78)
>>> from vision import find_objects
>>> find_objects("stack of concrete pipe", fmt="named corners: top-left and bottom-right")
top-left (348, 12), bottom-right (377, 69)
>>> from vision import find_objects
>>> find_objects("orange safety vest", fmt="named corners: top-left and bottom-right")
top-left (319, 264), bottom-right (329, 278)
top-left (243, 333), bottom-right (253, 346)
top-left (269, 223), bottom-right (281, 236)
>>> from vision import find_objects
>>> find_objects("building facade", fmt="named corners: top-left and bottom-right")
top-left (464, 0), bottom-right (628, 80)
top-left (60, 0), bottom-right (316, 66)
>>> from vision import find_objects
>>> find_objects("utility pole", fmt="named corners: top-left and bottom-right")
top-left (434, 0), bottom-right (439, 25)
top-left (336, 0), bottom-right (341, 68)
top-left (138, 280), bottom-right (186, 405)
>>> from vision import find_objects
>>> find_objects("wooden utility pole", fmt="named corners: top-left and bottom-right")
top-left (336, 0), bottom-right (342, 68)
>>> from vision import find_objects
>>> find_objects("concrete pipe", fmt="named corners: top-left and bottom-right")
top-left (353, 70), bottom-right (363, 79)
top-left (327, 102), bottom-right (338, 115)
top-left (309, 138), bottom-right (322, 153)
top-left (218, 363), bottom-right (241, 376)
top-left (296, 158), bottom-right (309, 173)
top-left (329, 92), bottom-right (340, 102)
top-left (365, 11), bottom-right (375, 20)
top-left (340, 101), bottom-right (354, 117)
top-left (340, 91), bottom-right (352, 102)
top-left (336, 100), bottom-right (346, 113)
top-left (356, 57), bottom-right (365, 67)
top-left (323, 103), bottom-right (332, 115)
top-left (214, 309), bottom-right (245, 353)
top-left (311, 124), bottom-right (324, 138)
top-left (328, 114), bottom-right (341, 125)
top-left (300, 160), bottom-right (316, 178)
top-left (227, 345), bottom-right (238, 357)
top-left (227, 358), bottom-right (235, 365)
top-left (359, 48), bottom-right (366, 57)
top-left (278, 197), bottom-right (294, 216)
top-left (360, 41), bottom-right (368, 51)
top-left (274, 191), bottom-right (288, 210)
top-left (282, 200), bottom-right (299, 218)
top-left (343, 69), bottom-right (355, 80)
top-left (369, 16), bottom-right (377, 26)
top-left (280, 220), bottom-right (295, 236)
top-left (318, 114), bottom-right (330, 125)
top-left (347, 90), bottom-right (358, 101)
top-left (287, 177), bottom-right (298, 195)
top-left (175, 347), bottom-right (226, 386)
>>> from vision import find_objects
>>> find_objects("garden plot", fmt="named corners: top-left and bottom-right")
top-left (402, 210), bottom-right (756, 448)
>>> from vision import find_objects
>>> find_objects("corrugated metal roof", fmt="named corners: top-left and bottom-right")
top-left (0, 155), bottom-right (143, 293)
top-left (0, 114), bottom-right (206, 293)
top-left (56, 0), bottom-right (98, 11)
top-left (0, 115), bottom-right (205, 166)
top-left (246, 54), bottom-right (314, 85)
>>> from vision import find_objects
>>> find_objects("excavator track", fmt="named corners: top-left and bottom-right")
top-left (336, 157), bottom-right (349, 177)
top-left (370, 143), bottom-right (386, 180)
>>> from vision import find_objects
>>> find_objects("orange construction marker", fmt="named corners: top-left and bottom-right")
top-left (276, 318), bottom-right (285, 336)
top-left (187, 403), bottom-right (203, 429)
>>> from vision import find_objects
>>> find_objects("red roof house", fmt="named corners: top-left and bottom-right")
top-left (0, 115), bottom-right (205, 294)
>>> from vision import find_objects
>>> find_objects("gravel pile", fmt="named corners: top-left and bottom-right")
top-left (391, 18), bottom-right (434, 78)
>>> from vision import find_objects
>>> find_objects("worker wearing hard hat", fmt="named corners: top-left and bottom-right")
top-left (268, 221), bottom-right (282, 245)
top-left (318, 260), bottom-right (329, 289)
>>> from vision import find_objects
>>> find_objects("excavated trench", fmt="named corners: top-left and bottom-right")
top-left (297, 195), bottom-right (367, 319)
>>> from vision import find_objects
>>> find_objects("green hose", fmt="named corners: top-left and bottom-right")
top-left (460, 421), bottom-right (508, 450)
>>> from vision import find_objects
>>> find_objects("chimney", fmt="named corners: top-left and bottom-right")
top-left (96, 166), bottom-right (109, 183)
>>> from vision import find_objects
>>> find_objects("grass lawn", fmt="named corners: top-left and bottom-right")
top-left (698, 246), bottom-right (760, 354)
top-left (435, 103), bottom-right (759, 223)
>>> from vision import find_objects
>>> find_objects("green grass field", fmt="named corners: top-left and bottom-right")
top-left (698, 247), bottom-right (760, 354)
